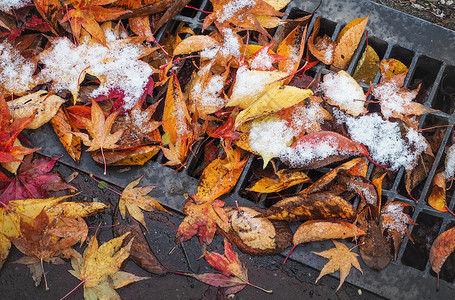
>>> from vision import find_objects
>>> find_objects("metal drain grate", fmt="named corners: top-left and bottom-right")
top-left (23, 0), bottom-right (455, 299)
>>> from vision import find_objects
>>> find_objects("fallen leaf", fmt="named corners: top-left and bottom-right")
top-left (283, 131), bottom-right (369, 169)
top-left (248, 169), bottom-right (311, 193)
top-left (379, 58), bottom-right (408, 82)
top-left (301, 157), bottom-right (369, 194)
top-left (428, 171), bottom-right (448, 212)
top-left (62, 0), bottom-right (131, 45)
top-left (380, 201), bottom-right (416, 260)
top-left (119, 176), bottom-right (169, 229)
top-left (114, 217), bottom-right (166, 275)
top-left (197, 146), bottom-right (248, 201)
top-left (430, 227), bottom-right (455, 276)
top-left (174, 35), bottom-right (220, 56)
top-left (0, 95), bottom-right (38, 163)
top-left (276, 22), bottom-right (306, 82)
top-left (73, 99), bottom-right (124, 152)
top-left (314, 240), bottom-right (363, 291)
top-left (293, 220), bottom-right (365, 246)
top-left (220, 207), bottom-right (292, 256)
top-left (91, 145), bottom-right (160, 166)
top-left (7, 90), bottom-right (65, 129)
top-left (0, 155), bottom-right (75, 205)
top-left (176, 195), bottom-right (230, 245)
top-left (50, 107), bottom-right (82, 163)
top-left (264, 192), bottom-right (356, 222)
top-left (353, 45), bottom-right (380, 83)
top-left (68, 233), bottom-right (148, 299)
top-left (227, 69), bottom-right (287, 109)
top-left (332, 16), bottom-right (369, 70)
top-left (234, 85), bottom-right (313, 127)
top-left (308, 17), bottom-right (336, 65)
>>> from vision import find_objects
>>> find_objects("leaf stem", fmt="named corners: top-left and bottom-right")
top-left (282, 244), bottom-right (297, 265)
top-left (247, 281), bottom-right (273, 294)
top-left (89, 174), bottom-right (122, 196)
top-left (59, 280), bottom-right (85, 300)
top-left (41, 258), bottom-right (49, 291)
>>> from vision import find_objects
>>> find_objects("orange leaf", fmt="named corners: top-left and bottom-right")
top-left (176, 196), bottom-right (229, 245)
top-left (430, 227), bottom-right (455, 275)
top-left (428, 171), bottom-right (448, 212)
top-left (307, 17), bottom-right (336, 65)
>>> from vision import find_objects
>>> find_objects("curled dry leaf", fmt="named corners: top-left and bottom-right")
top-left (314, 240), bottom-right (363, 291)
top-left (7, 90), bottom-right (65, 129)
top-left (308, 17), bottom-right (336, 65)
top-left (430, 227), bottom-right (455, 276)
top-left (114, 217), bottom-right (166, 275)
top-left (428, 171), bottom-right (448, 212)
top-left (336, 173), bottom-right (379, 208)
top-left (248, 169), bottom-right (311, 193)
top-left (301, 157), bottom-right (369, 194)
top-left (219, 207), bottom-right (292, 256)
top-left (50, 107), bottom-right (81, 163)
top-left (264, 192), bottom-right (356, 222)
top-left (276, 22), bottom-right (306, 83)
top-left (119, 176), bottom-right (170, 230)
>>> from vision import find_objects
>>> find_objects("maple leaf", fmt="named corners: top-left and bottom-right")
top-left (0, 95), bottom-right (38, 163)
top-left (68, 233), bottom-right (148, 299)
top-left (313, 240), bottom-right (363, 291)
top-left (9, 209), bottom-right (86, 290)
top-left (176, 195), bottom-right (229, 245)
top-left (73, 99), bottom-right (123, 152)
top-left (0, 155), bottom-right (75, 205)
top-left (119, 176), bottom-right (170, 230)
top-left (63, 0), bottom-right (131, 45)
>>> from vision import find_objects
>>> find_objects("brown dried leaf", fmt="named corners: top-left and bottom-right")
top-left (430, 227), bottom-right (455, 275)
top-left (264, 192), bottom-right (356, 222)
top-left (308, 17), bottom-right (336, 65)
top-left (248, 169), bottom-right (311, 193)
top-left (50, 107), bottom-right (81, 163)
top-left (293, 220), bottom-right (365, 246)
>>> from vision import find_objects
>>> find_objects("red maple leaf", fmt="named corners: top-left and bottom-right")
top-left (0, 155), bottom-right (75, 205)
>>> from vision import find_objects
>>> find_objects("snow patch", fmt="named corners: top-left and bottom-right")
top-left (218, 0), bottom-right (255, 22)
top-left (250, 49), bottom-right (273, 70)
top-left (373, 82), bottom-right (416, 119)
top-left (0, 41), bottom-right (36, 95)
top-left (0, 0), bottom-right (31, 11)
top-left (445, 144), bottom-right (455, 179)
top-left (342, 113), bottom-right (427, 170)
top-left (38, 29), bottom-right (153, 111)
top-left (382, 203), bottom-right (409, 235)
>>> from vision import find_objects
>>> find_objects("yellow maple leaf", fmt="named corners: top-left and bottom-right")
top-left (313, 240), bottom-right (363, 291)
top-left (68, 233), bottom-right (148, 299)
top-left (119, 176), bottom-right (170, 230)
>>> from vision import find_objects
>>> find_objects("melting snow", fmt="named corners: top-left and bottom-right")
top-left (38, 29), bottom-right (153, 111)
top-left (382, 203), bottom-right (408, 234)
top-left (373, 82), bottom-right (416, 119)
top-left (218, 0), bottom-right (255, 22)
top-left (287, 104), bottom-right (328, 136)
top-left (445, 144), bottom-right (455, 179)
top-left (322, 71), bottom-right (366, 116)
top-left (0, 41), bottom-right (36, 95)
top-left (250, 49), bottom-right (273, 70)
top-left (0, 0), bottom-right (31, 11)
top-left (341, 113), bottom-right (427, 170)
top-left (249, 118), bottom-right (293, 160)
